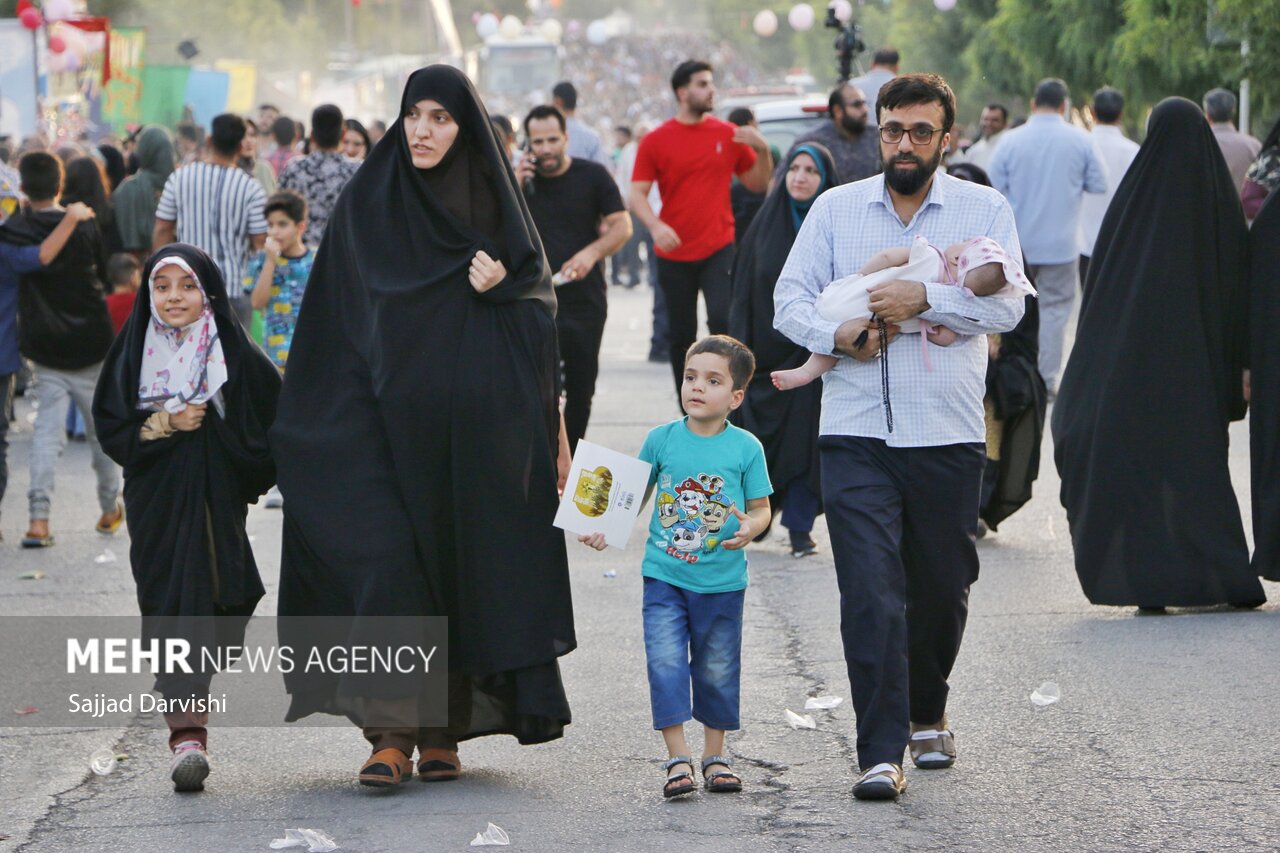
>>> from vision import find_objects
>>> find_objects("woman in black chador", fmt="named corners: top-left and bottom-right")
top-left (1249, 189), bottom-right (1280, 581)
top-left (272, 65), bottom-right (575, 787)
top-left (1052, 97), bottom-right (1265, 610)
top-left (728, 143), bottom-right (837, 558)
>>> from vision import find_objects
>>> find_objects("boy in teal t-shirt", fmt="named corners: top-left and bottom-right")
top-left (579, 335), bottom-right (772, 798)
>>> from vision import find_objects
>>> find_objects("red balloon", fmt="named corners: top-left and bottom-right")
top-left (48, 35), bottom-right (66, 53)
top-left (16, 0), bottom-right (33, 13)
top-left (19, 7), bottom-right (43, 29)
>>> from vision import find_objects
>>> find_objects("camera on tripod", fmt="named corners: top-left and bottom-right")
top-left (824, 2), bottom-right (867, 83)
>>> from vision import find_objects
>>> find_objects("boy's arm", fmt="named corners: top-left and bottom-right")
top-left (720, 497), bottom-right (773, 551)
top-left (39, 202), bottom-right (95, 265)
top-left (249, 245), bottom-right (278, 311)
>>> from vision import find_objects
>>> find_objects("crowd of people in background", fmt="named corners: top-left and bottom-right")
top-left (1, 44), bottom-right (1278, 804)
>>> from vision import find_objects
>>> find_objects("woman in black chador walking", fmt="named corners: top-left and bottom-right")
top-left (1052, 97), bottom-right (1264, 611)
top-left (272, 65), bottom-right (575, 786)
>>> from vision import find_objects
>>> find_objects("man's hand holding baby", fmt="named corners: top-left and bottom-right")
top-left (835, 318), bottom-right (901, 362)
top-left (867, 279), bottom-right (930, 324)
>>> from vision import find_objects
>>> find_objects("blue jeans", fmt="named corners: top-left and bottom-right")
top-left (642, 577), bottom-right (744, 731)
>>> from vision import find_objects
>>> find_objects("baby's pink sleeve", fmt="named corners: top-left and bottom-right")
top-left (955, 236), bottom-right (1036, 297)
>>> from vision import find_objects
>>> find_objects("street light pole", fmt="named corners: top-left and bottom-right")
top-left (1239, 39), bottom-right (1250, 136)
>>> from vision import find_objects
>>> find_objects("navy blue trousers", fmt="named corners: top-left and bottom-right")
top-left (819, 436), bottom-right (985, 769)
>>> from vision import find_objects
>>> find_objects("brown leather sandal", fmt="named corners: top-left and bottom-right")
top-left (359, 748), bottom-right (412, 787)
top-left (909, 718), bottom-right (957, 769)
top-left (417, 747), bottom-right (461, 782)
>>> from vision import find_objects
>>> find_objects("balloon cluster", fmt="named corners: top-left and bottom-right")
top-left (754, 3), bottom-right (822, 37)
top-left (474, 11), bottom-right (607, 46)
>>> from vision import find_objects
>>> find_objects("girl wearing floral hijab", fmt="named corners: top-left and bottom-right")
top-left (93, 243), bottom-right (280, 793)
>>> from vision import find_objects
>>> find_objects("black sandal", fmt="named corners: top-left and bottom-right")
top-left (701, 754), bottom-right (742, 793)
top-left (662, 755), bottom-right (695, 799)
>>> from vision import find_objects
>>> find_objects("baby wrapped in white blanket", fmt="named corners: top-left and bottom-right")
top-left (772, 235), bottom-right (1035, 390)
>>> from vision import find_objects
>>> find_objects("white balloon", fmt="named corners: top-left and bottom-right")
top-left (753, 10), bottom-right (779, 38)
top-left (499, 14), bottom-right (523, 39)
top-left (586, 20), bottom-right (609, 45)
top-left (788, 3), bottom-right (816, 31)
top-left (539, 19), bottom-right (563, 42)
top-left (934, 0), bottom-right (957, 9)
top-left (476, 13), bottom-right (499, 39)
top-left (831, 0), bottom-right (854, 23)
top-left (44, 0), bottom-right (74, 22)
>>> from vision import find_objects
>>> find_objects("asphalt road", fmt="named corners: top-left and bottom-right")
top-left (1, 285), bottom-right (1277, 852)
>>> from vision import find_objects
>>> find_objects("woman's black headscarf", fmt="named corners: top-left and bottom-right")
top-left (92, 243), bottom-right (281, 697)
top-left (729, 143), bottom-right (837, 515)
top-left (1249, 189), bottom-right (1280, 581)
top-left (97, 144), bottom-right (126, 191)
top-left (1051, 97), bottom-right (1264, 607)
top-left (272, 65), bottom-right (573, 742)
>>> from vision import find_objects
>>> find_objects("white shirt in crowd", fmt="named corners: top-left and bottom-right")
top-left (156, 162), bottom-right (267, 290)
top-left (1078, 124), bottom-right (1140, 258)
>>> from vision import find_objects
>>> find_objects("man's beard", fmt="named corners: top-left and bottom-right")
top-left (840, 113), bottom-right (867, 135)
top-left (883, 145), bottom-right (942, 195)
top-left (536, 153), bottom-right (565, 174)
top-left (689, 95), bottom-right (714, 116)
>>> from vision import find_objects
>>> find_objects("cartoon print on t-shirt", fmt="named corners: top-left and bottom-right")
top-left (656, 472), bottom-right (734, 563)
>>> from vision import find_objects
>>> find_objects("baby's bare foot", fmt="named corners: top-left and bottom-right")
top-left (771, 369), bottom-right (814, 391)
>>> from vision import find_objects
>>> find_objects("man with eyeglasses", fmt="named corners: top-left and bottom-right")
top-left (776, 83), bottom-right (881, 186)
top-left (988, 78), bottom-right (1107, 396)
top-left (774, 74), bottom-right (1025, 802)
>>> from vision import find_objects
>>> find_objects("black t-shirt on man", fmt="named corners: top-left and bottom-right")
top-left (525, 158), bottom-right (624, 309)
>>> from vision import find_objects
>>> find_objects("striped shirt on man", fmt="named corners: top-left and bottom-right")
top-left (156, 162), bottom-right (268, 289)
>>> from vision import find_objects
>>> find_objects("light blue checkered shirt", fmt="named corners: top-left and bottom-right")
top-left (773, 172), bottom-right (1026, 448)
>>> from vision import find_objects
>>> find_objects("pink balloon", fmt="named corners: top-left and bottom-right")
top-left (48, 35), bottom-right (67, 53)
top-left (19, 7), bottom-right (42, 29)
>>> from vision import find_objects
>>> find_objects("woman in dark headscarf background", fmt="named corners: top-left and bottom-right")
top-left (1052, 97), bottom-right (1264, 610)
top-left (729, 143), bottom-right (836, 558)
top-left (113, 126), bottom-right (175, 259)
top-left (273, 65), bottom-right (575, 787)
top-left (1249, 190), bottom-right (1280, 581)
top-left (62, 156), bottom-right (124, 255)
top-left (947, 161), bottom-right (1047, 535)
top-left (96, 144), bottom-right (127, 192)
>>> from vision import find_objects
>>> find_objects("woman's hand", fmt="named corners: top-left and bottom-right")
top-left (170, 403), bottom-right (207, 432)
top-left (469, 250), bottom-right (507, 293)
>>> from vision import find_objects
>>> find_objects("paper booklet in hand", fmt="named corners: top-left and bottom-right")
top-left (553, 440), bottom-right (652, 549)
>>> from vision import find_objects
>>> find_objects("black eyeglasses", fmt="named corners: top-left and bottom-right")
top-left (879, 124), bottom-right (945, 145)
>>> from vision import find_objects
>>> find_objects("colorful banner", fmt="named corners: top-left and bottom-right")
top-left (214, 59), bottom-right (257, 115)
top-left (0, 20), bottom-right (40, 139)
top-left (183, 68), bottom-right (230, 129)
top-left (102, 26), bottom-right (144, 132)
top-left (138, 64), bottom-right (190, 129)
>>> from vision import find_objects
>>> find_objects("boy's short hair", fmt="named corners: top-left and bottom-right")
top-left (106, 252), bottom-right (140, 286)
top-left (877, 73), bottom-right (957, 134)
top-left (271, 116), bottom-right (297, 147)
top-left (311, 104), bottom-right (345, 149)
top-left (264, 189), bottom-right (307, 224)
top-left (685, 335), bottom-right (756, 390)
top-left (18, 151), bottom-right (62, 202)
top-left (209, 114), bottom-right (246, 157)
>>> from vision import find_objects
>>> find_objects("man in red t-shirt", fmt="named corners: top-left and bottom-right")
top-left (630, 60), bottom-right (773, 392)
